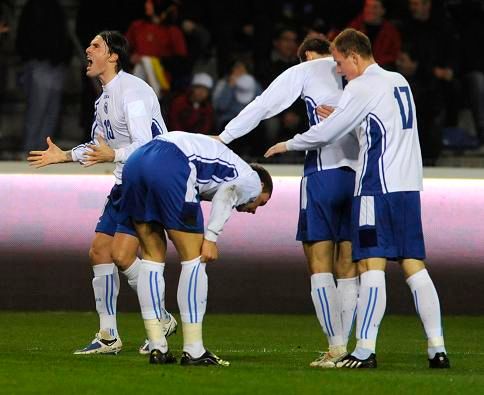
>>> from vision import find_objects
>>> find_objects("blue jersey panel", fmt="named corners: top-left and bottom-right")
top-left (190, 157), bottom-right (239, 184)
top-left (351, 191), bottom-right (426, 261)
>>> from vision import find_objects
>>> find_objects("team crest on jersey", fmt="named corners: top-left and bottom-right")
top-left (104, 102), bottom-right (108, 114)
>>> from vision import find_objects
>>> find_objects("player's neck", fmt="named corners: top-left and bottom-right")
top-left (99, 68), bottom-right (119, 86)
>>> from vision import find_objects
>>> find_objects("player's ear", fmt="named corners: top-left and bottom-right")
top-left (108, 52), bottom-right (119, 64)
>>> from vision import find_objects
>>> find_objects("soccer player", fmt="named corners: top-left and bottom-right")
top-left (265, 28), bottom-right (450, 369)
top-left (216, 36), bottom-right (359, 367)
top-left (120, 131), bottom-right (273, 365)
top-left (27, 31), bottom-right (176, 354)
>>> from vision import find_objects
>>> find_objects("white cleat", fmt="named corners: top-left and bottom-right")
top-left (139, 313), bottom-right (178, 355)
top-left (74, 329), bottom-right (123, 355)
top-left (309, 348), bottom-right (348, 368)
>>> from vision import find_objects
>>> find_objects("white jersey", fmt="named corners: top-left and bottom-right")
top-left (157, 131), bottom-right (262, 242)
top-left (71, 70), bottom-right (168, 184)
top-left (219, 57), bottom-right (359, 176)
top-left (287, 64), bottom-right (423, 195)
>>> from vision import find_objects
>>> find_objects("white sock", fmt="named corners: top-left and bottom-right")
top-left (121, 257), bottom-right (141, 292)
top-left (337, 277), bottom-right (359, 345)
top-left (137, 259), bottom-right (168, 352)
top-left (92, 263), bottom-right (119, 338)
top-left (353, 270), bottom-right (386, 359)
top-left (406, 269), bottom-right (446, 358)
top-left (177, 256), bottom-right (207, 358)
top-left (310, 273), bottom-right (344, 348)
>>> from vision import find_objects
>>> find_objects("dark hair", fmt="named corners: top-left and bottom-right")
top-left (297, 36), bottom-right (331, 62)
top-left (250, 163), bottom-right (273, 196)
top-left (332, 28), bottom-right (373, 59)
top-left (98, 30), bottom-right (130, 72)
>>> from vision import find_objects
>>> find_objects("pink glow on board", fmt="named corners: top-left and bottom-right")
top-left (1, 174), bottom-right (483, 264)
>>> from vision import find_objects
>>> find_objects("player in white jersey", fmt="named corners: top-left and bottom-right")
top-left (217, 37), bottom-right (359, 367)
top-left (27, 31), bottom-right (177, 355)
top-left (119, 131), bottom-right (273, 365)
top-left (265, 29), bottom-right (449, 369)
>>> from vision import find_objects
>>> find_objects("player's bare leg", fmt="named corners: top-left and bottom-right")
top-left (305, 241), bottom-right (346, 368)
top-left (168, 229), bottom-right (229, 366)
top-left (400, 259), bottom-right (449, 368)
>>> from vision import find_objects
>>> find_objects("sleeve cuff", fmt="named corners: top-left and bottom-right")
top-left (70, 149), bottom-right (81, 162)
top-left (219, 131), bottom-right (234, 144)
top-left (113, 148), bottom-right (124, 163)
top-left (204, 230), bottom-right (218, 242)
top-left (285, 139), bottom-right (295, 151)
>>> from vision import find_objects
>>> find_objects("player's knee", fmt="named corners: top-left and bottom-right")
top-left (89, 245), bottom-right (111, 265)
top-left (112, 249), bottom-right (136, 270)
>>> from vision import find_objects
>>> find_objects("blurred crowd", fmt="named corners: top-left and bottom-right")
top-left (1, 0), bottom-right (484, 165)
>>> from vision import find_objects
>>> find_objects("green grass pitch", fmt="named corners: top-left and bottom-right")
top-left (0, 313), bottom-right (482, 394)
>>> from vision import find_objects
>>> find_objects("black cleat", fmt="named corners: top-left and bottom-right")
top-left (336, 353), bottom-right (377, 369)
top-left (149, 349), bottom-right (177, 364)
top-left (429, 352), bottom-right (450, 369)
top-left (180, 350), bottom-right (230, 366)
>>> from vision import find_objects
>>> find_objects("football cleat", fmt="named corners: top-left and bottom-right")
top-left (139, 313), bottom-right (178, 355)
top-left (149, 349), bottom-right (177, 364)
top-left (429, 352), bottom-right (450, 369)
top-left (180, 350), bottom-right (230, 366)
top-left (73, 329), bottom-right (122, 355)
top-left (310, 349), bottom-right (348, 368)
top-left (336, 353), bottom-right (377, 369)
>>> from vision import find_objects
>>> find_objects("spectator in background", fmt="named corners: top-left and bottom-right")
top-left (213, 60), bottom-right (262, 131)
top-left (168, 72), bottom-right (214, 133)
top-left (397, 0), bottom-right (460, 165)
top-left (458, 1), bottom-right (484, 148)
top-left (255, 26), bottom-right (307, 155)
top-left (348, 0), bottom-right (401, 70)
top-left (16, 0), bottom-right (72, 153)
top-left (126, 0), bottom-right (188, 98)
top-left (0, 0), bottom-right (12, 140)
top-left (257, 26), bottom-right (299, 88)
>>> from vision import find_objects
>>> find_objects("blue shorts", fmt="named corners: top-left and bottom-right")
top-left (120, 140), bottom-right (204, 233)
top-left (351, 191), bottom-right (426, 261)
top-left (95, 184), bottom-right (137, 237)
top-left (296, 167), bottom-right (355, 243)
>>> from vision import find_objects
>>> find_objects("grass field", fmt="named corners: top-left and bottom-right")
top-left (0, 313), bottom-right (482, 394)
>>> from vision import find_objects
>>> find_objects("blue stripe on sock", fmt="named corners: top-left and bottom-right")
top-left (105, 275), bottom-right (111, 315)
top-left (188, 266), bottom-right (197, 323)
top-left (109, 274), bottom-right (115, 317)
top-left (193, 263), bottom-right (200, 323)
top-left (413, 290), bottom-right (419, 315)
top-left (155, 271), bottom-right (167, 320)
top-left (322, 288), bottom-right (335, 337)
top-left (317, 288), bottom-right (331, 336)
top-left (364, 287), bottom-right (378, 339)
top-left (360, 287), bottom-right (374, 339)
top-left (149, 271), bottom-right (160, 320)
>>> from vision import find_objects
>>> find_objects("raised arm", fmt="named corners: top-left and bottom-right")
top-left (265, 87), bottom-right (366, 157)
top-left (218, 65), bottom-right (306, 144)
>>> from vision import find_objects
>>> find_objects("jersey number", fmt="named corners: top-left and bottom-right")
top-left (103, 119), bottom-right (115, 140)
top-left (394, 86), bottom-right (413, 130)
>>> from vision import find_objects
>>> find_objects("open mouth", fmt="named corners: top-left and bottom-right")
top-left (86, 56), bottom-right (93, 69)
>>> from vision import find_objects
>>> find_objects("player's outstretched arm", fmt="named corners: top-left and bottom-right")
top-left (83, 136), bottom-right (115, 167)
top-left (264, 141), bottom-right (289, 158)
top-left (201, 239), bottom-right (218, 263)
top-left (27, 137), bottom-right (72, 168)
